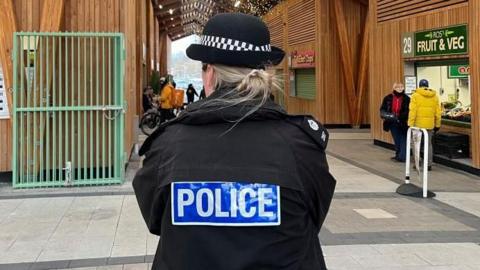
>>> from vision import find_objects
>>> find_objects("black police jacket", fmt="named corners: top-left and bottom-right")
top-left (133, 89), bottom-right (336, 270)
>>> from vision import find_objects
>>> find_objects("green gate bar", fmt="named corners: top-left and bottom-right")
top-left (12, 32), bottom-right (126, 188)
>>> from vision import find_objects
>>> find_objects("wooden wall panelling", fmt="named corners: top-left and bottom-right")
top-left (264, 0), bottom-right (368, 125)
top-left (355, 10), bottom-right (370, 126)
top-left (145, 0), bottom-right (152, 83)
top-left (331, 0), bottom-right (358, 124)
top-left (121, 0), bottom-right (137, 153)
top-left (27, 0), bottom-right (65, 175)
top-left (469, 0), bottom-right (480, 167)
top-left (287, 0), bottom-right (315, 46)
top-left (314, 0), bottom-right (325, 123)
top-left (0, 0), bottom-right (17, 171)
top-left (377, 0), bottom-right (468, 23)
top-left (135, 0), bottom-right (143, 115)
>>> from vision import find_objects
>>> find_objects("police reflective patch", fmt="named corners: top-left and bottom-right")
top-left (308, 119), bottom-right (319, 131)
top-left (172, 182), bottom-right (281, 226)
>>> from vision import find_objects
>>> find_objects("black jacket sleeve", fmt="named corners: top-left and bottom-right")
top-left (294, 141), bottom-right (336, 230)
top-left (379, 95), bottom-right (390, 117)
top-left (399, 95), bottom-right (411, 123)
top-left (132, 144), bottom-right (168, 236)
top-left (283, 117), bottom-right (336, 231)
top-left (142, 95), bottom-right (152, 112)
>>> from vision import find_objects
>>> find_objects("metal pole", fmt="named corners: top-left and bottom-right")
top-left (405, 127), bottom-right (412, 184)
top-left (422, 129), bottom-right (429, 198)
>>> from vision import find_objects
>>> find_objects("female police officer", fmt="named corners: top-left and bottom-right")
top-left (133, 13), bottom-right (336, 270)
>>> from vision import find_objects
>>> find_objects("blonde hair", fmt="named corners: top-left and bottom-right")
top-left (393, 82), bottom-right (404, 90)
top-left (203, 64), bottom-right (282, 121)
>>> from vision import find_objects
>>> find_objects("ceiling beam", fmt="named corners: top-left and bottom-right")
top-left (156, 0), bottom-right (178, 7)
top-left (159, 18), bottom-right (182, 30)
top-left (154, 2), bottom-right (181, 16)
top-left (158, 14), bottom-right (181, 26)
top-left (356, 0), bottom-right (368, 6)
top-left (165, 24), bottom-right (184, 34)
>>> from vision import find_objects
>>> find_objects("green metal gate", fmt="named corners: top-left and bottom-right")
top-left (12, 32), bottom-right (126, 188)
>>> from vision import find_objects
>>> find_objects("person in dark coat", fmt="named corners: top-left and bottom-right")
top-left (186, 83), bottom-right (198, 104)
top-left (142, 86), bottom-right (154, 113)
top-left (133, 13), bottom-right (336, 270)
top-left (380, 82), bottom-right (411, 162)
top-left (199, 86), bottom-right (206, 100)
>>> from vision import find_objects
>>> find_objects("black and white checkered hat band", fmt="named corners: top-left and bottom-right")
top-left (201, 35), bottom-right (272, 52)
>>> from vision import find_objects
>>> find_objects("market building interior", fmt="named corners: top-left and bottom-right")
top-left (0, 1), bottom-right (480, 270)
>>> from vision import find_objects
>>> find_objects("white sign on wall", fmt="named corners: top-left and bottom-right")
top-left (0, 67), bottom-right (10, 119)
top-left (405, 76), bottom-right (417, 95)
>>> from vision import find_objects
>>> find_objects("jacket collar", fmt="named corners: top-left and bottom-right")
top-left (139, 87), bottom-right (287, 156)
top-left (176, 87), bottom-right (288, 125)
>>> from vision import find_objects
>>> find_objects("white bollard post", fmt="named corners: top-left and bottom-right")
top-left (421, 129), bottom-right (429, 198)
top-left (405, 127), bottom-right (412, 184)
top-left (403, 127), bottom-right (430, 198)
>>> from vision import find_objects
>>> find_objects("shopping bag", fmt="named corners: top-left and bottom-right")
top-left (172, 89), bottom-right (185, 108)
top-left (412, 129), bottom-right (423, 175)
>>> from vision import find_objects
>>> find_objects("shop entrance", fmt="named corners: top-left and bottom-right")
top-left (415, 60), bottom-right (471, 127)
top-left (412, 59), bottom-right (472, 164)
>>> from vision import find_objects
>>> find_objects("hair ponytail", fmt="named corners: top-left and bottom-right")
top-left (209, 64), bottom-right (281, 104)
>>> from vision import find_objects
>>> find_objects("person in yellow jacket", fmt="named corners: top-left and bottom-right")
top-left (160, 77), bottom-right (176, 123)
top-left (408, 79), bottom-right (442, 170)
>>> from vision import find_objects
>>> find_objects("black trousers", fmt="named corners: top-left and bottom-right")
top-left (160, 109), bottom-right (175, 123)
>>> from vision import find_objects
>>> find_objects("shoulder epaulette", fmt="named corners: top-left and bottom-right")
top-left (285, 115), bottom-right (329, 150)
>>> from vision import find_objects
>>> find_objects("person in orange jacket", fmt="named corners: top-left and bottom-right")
top-left (160, 77), bottom-right (176, 123)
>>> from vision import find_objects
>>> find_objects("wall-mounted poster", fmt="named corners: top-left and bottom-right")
top-left (404, 76), bottom-right (417, 95)
top-left (290, 50), bottom-right (315, 69)
top-left (0, 67), bottom-right (10, 119)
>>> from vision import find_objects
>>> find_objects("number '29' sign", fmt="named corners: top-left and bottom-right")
top-left (402, 25), bottom-right (468, 58)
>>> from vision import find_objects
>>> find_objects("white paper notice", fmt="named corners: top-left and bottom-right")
top-left (0, 67), bottom-right (10, 119)
top-left (405, 76), bottom-right (417, 95)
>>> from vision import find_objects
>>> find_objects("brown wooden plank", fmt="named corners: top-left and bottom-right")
top-left (378, 0), bottom-right (467, 22)
top-left (135, 0), bottom-right (143, 115)
top-left (0, 0), bottom-right (17, 121)
top-left (145, 0), bottom-right (152, 83)
top-left (378, 0), bottom-right (465, 18)
top-left (332, 0), bottom-right (357, 124)
top-left (469, 0), bottom-right (480, 167)
top-left (355, 10), bottom-right (370, 126)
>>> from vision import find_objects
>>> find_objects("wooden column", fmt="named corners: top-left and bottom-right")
top-left (145, 0), bottom-right (152, 83)
top-left (355, 10), bottom-right (370, 126)
top-left (153, 19), bottom-right (158, 72)
top-left (331, 0), bottom-right (357, 125)
top-left (469, 0), bottom-right (480, 168)
top-left (40, 0), bottom-right (65, 31)
top-left (0, 0), bottom-right (17, 121)
top-left (136, 0), bottom-right (143, 115)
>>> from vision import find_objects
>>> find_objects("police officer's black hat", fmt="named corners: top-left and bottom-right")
top-left (186, 13), bottom-right (285, 69)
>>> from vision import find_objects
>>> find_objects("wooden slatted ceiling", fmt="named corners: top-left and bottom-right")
top-left (288, 0), bottom-right (315, 46)
top-left (377, 0), bottom-right (468, 23)
top-left (268, 16), bottom-right (284, 49)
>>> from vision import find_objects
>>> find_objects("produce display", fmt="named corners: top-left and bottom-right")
top-left (442, 101), bottom-right (471, 123)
